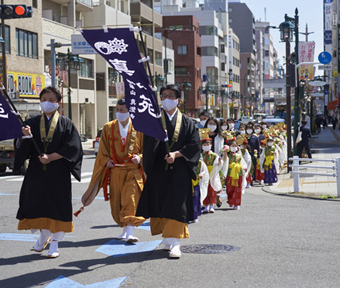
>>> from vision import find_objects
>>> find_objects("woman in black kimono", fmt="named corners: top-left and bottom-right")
top-left (15, 86), bottom-right (83, 258)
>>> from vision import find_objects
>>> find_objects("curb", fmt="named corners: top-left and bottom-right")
top-left (261, 187), bottom-right (340, 201)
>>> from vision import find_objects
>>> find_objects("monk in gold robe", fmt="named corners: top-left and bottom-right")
top-left (82, 98), bottom-right (145, 243)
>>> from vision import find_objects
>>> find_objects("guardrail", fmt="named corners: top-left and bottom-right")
top-left (289, 156), bottom-right (340, 197)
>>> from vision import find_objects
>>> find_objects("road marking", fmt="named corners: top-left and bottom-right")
top-left (96, 239), bottom-right (162, 257)
top-left (0, 193), bottom-right (19, 196)
top-left (0, 175), bottom-right (23, 180)
top-left (0, 233), bottom-right (75, 242)
top-left (45, 275), bottom-right (128, 288)
top-left (7, 177), bottom-right (24, 182)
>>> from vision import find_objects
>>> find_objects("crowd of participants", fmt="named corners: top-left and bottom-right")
top-left (190, 112), bottom-right (289, 223)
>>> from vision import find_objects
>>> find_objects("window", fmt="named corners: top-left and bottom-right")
top-left (220, 44), bottom-right (225, 53)
top-left (264, 50), bottom-right (269, 57)
top-left (202, 47), bottom-right (218, 57)
top-left (0, 25), bottom-right (10, 54)
top-left (155, 51), bottom-right (162, 66)
top-left (177, 45), bottom-right (187, 55)
top-left (199, 26), bottom-right (217, 36)
top-left (175, 67), bottom-right (187, 75)
top-left (16, 28), bottom-right (38, 58)
top-left (169, 25), bottom-right (183, 30)
top-left (79, 58), bottom-right (94, 78)
top-left (221, 63), bottom-right (225, 71)
top-left (33, 0), bottom-right (38, 8)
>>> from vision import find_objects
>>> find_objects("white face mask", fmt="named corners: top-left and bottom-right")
top-left (200, 120), bottom-right (207, 127)
top-left (40, 101), bottom-right (59, 114)
top-left (240, 145), bottom-right (244, 149)
top-left (268, 142), bottom-right (273, 147)
top-left (116, 112), bottom-right (130, 122)
top-left (239, 130), bottom-right (245, 135)
top-left (246, 129), bottom-right (253, 135)
top-left (202, 145), bottom-right (211, 152)
top-left (207, 124), bottom-right (217, 132)
top-left (230, 146), bottom-right (238, 152)
top-left (255, 129), bottom-right (261, 134)
top-left (221, 125), bottom-right (228, 131)
top-left (162, 98), bottom-right (178, 111)
top-left (228, 123), bottom-right (234, 129)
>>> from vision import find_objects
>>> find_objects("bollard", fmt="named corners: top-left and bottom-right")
top-left (293, 156), bottom-right (300, 192)
top-left (336, 158), bottom-right (340, 197)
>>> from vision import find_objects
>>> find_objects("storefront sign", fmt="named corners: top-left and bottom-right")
top-left (7, 72), bottom-right (45, 98)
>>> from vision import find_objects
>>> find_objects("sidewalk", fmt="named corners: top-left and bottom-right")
top-left (263, 125), bottom-right (340, 198)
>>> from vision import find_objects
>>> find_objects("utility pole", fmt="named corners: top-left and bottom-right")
top-left (299, 23), bottom-right (314, 42)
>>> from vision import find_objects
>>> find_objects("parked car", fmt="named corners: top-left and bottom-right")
top-left (262, 118), bottom-right (285, 124)
top-left (240, 116), bottom-right (254, 123)
top-left (94, 128), bottom-right (103, 156)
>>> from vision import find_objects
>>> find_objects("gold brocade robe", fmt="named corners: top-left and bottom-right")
top-left (82, 119), bottom-right (145, 227)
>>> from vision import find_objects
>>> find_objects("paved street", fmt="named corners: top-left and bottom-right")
top-left (1, 143), bottom-right (340, 288)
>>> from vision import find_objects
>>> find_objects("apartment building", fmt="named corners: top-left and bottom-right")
top-left (163, 15), bottom-right (202, 116)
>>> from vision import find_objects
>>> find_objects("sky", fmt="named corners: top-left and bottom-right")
top-left (241, 0), bottom-right (324, 69)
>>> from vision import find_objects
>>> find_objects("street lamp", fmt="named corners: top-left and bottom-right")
top-left (57, 49), bottom-right (83, 120)
top-left (182, 80), bottom-right (191, 114)
top-left (279, 15), bottom-right (295, 171)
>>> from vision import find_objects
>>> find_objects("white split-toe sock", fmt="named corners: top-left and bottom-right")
top-left (168, 238), bottom-right (181, 259)
top-left (47, 240), bottom-right (60, 258)
top-left (116, 226), bottom-right (128, 240)
top-left (125, 225), bottom-right (139, 244)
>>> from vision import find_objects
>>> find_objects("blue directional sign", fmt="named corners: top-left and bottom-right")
top-left (318, 51), bottom-right (332, 64)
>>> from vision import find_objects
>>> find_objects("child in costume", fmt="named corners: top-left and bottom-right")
top-left (255, 141), bottom-right (265, 185)
top-left (237, 135), bottom-right (252, 189)
top-left (191, 159), bottom-right (209, 223)
top-left (224, 140), bottom-right (247, 210)
top-left (200, 129), bottom-right (224, 213)
top-left (260, 137), bottom-right (279, 186)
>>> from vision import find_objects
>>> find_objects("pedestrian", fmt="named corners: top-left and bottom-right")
top-left (224, 140), bottom-right (247, 210)
top-left (204, 117), bottom-right (224, 155)
top-left (245, 123), bottom-right (260, 185)
top-left (200, 131), bottom-right (224, 214)
top-left (227, 118), bottom-right (236, 132)
top-left (220, 119), bottom-right (228, 132)
top-left (15, 86), bottom-right (83, 258)
top-left (323, 116), bottom-right (327, 129)
top-left (254, 123), bottom-right (265, 142)
top-left (315, 116), bottom-right (321, 133)
top-left (296, 120), bottom-right (312, 159)
top-left (191, 159), bottom-right (209, 223)
top-left (81, 98), bottom-right (145, 243)
top-left (136, 84), bottom-right (201, 259)
top-left (255, 141), bottom-right (265, 185)
top-left (197, 111), bottom-right (211, 128)
top-left (260, 137), bottom-right (279, 186)
top-left (332, 115), bottom-right (338, 130)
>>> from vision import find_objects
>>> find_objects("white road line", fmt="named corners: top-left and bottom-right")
top-left (0, 175), bottom-right (24, 180)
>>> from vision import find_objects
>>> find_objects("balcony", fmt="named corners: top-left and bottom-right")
top-left (76, 0), bottom-right (93, 12)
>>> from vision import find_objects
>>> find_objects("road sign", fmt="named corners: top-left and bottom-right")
top-left (309, 81), bottom-right (327, 86)
top-left (318, 51), bottom-right (332, 64)
top-left (318, 65), bottom-right (332, 70)
top-left (71, 34), bottom-right (97, 54)
top-left (48, 65), bottom-right (61, 78)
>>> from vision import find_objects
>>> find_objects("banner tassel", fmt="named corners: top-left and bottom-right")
top-left (74, 206), bottom-right (84, 217)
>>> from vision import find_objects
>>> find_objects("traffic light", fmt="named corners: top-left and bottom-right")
top-left (0, 5), bottom-right (33, 19)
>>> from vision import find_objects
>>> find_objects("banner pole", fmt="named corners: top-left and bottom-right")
top-left (0, 89), bottom-right (43, 155)
top-left (137, 23), bottom-right (171, 154)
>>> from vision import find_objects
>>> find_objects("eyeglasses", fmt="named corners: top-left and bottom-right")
top-left (160, 93), bottom-right (177, 100)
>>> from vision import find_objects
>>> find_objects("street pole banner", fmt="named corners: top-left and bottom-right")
top-left (0, 91), bottom-right (23, 141)
top-left (81, 28), bottom-right (166, 141)
top-left (298, 42), bottom-right (315, 80)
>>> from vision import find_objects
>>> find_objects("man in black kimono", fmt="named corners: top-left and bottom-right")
top-left (15, 86), bottom-right (83, 258)
top-left (136, 84), bottom-right (200, 259)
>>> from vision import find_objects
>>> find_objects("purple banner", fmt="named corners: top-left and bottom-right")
top-left (0, 92), bottom-right (23, 141)
top-left (81, 28), bottom-right (166, 141)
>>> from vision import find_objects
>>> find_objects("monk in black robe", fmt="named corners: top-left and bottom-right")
top-left (136, 84), bottom-right (200, 259)
top-left (15, 86), bottom-right (83, 258)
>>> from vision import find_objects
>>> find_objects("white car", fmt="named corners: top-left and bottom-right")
top-left (94, 128), bottom-right (102, 156)
top-left (240, 116), bottom-right (254, 123)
